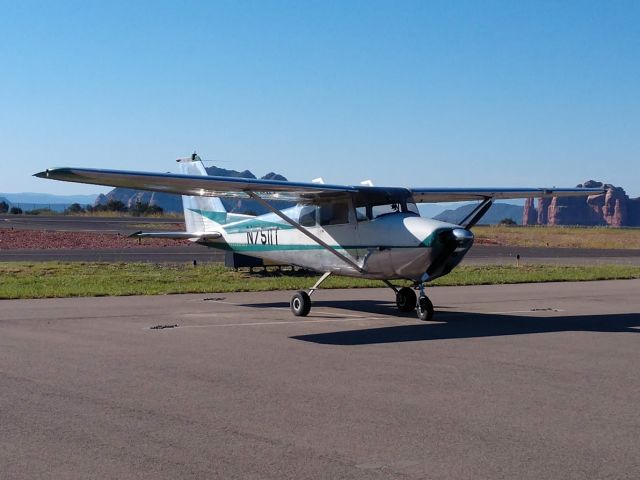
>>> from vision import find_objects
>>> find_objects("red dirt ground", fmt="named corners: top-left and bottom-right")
top-left (0, 230), bottom-right (191, 250)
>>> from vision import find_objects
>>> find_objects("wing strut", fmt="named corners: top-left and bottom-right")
top-left (460, 198), bottom-right (493, 229)
top-left (244, 191), bottom-right (366, 273)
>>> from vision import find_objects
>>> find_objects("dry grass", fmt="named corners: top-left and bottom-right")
top-left (473, 226), bottom-right (640, 249)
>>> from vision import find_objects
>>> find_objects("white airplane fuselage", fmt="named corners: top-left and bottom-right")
top-left (196, 203), bottom-right (475, 282)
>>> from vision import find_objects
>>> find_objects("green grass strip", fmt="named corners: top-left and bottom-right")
top-left (0, 262), bottom-right (639, 300)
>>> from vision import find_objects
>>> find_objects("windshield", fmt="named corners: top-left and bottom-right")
top-left (356, 200), bottom-right (420, 221)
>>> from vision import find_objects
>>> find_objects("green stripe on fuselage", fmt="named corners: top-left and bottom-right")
top-left (200, 242), bottom-right (431, 252)
top-left (421, 229), bottom-right (447, 248)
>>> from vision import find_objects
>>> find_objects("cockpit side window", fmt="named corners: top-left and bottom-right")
top-left (352, 192), bottom-right (418, 221)
top-left (372, 203), bottom-right (401, 219)
top-left (405, 202), bottom-right (420, 215)
top-left (355, 206), bottom-right (369, 222)
top-left (369, 201), bottom-right (421, 219)
top-left (319, 202), bottom-right (350, 226)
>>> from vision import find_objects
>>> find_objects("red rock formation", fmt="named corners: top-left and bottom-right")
top-left (524, 181), bottom-right (639, 226)
top-left (537, 198), bottom-right (550, 224)
top-left (523, 198), bottom-right (537, 225)
top-left (602, 187), bottom-right (628, 226)
top-left (629, 198), bottom-right (640, 225)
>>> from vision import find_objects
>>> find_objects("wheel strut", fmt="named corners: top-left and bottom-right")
top-left (309, 271), bottom-right (331, 296)
top-left (291, 271), bottom-right (332, 317)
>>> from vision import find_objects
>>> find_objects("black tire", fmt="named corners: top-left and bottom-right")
top-left (396, 287), bottom-right (417, 312)
top-left (290, 291), bottom-right (311, 317)
top-left (416, 295), bottom-right (434, 321)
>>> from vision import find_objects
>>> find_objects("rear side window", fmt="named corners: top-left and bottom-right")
top-left (319, 202), bottom-right (349, 225)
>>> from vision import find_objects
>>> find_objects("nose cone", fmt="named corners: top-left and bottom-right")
top-left (437, 227), bottom-right (474, 251)
top-left (451, 228), bottom-right (474, 250)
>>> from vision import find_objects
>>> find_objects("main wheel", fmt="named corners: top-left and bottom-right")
top-left (396, 287), bottom-right (417, 312)
top-left (290, 291), bottom-right (311, 317)
top-left (416, 295), bottom-right (434, 321)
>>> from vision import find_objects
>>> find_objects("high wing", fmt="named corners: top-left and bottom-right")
top-left (34, 167), bottom-right (358, 202)
top-left (409, 187), bottom-right (603, 203)
top-left (34, 167), bottom-right (604, 203)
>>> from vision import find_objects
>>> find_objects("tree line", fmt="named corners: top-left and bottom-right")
top-left (0, 200), bottom-right (164, 216)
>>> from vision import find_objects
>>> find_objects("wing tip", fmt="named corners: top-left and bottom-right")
top-left (33, 167), bottom-right (74, 179)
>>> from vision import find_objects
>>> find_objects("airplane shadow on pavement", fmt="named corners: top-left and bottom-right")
top-left (238, 299), bottom-right (640, 345)
top-left (292, 311), bottom-right (640, 345)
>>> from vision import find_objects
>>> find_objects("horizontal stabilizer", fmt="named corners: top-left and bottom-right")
top-left (129, 231), bottom-right (222, 240)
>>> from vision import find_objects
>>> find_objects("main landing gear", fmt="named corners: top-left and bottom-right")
top-left (291, 271), bottom-right (434, 321)
top-left (290, 272), bottom-right (331, 317)
top-left (290, 291), bottom-right (312, 316)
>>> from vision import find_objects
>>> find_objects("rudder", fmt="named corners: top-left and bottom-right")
top-left (178, 153), bottom-right (227, 233)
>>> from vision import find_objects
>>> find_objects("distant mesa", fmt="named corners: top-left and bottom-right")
top-left (523, 180), bottom-right (640, 227)
top-left (95, 166), bottom-right (291, 214)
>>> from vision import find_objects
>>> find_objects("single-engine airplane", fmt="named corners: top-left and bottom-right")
top-left (35, 154), bottom-right (603, 321)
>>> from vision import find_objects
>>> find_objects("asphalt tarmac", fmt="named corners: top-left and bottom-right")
top-left (2, 280), bottom-right (639, 479)
top-left (2, 244), bottom-right (639, 265)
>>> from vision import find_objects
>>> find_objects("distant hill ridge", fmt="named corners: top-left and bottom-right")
top-left (0, 192), bottom-right (98, 205)
top-left (434, 203), bottom-right (523, 225)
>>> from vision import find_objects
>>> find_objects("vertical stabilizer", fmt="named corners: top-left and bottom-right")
top-left (177, 153), bottom-right (227, 233)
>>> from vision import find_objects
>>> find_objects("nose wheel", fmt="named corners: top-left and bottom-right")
top-left (415, 274), bottom-right (434, 321)
top-left (416, 295), bottom-right (434, 321)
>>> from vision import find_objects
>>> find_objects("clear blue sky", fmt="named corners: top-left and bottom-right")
top-left (1, 0), bottom-right (639, 196)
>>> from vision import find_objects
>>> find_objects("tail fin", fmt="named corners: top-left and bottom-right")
top-left (178, 153), bottom-right (227, 233)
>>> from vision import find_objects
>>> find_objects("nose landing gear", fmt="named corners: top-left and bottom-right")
top-left (386, 276), bottom-right (434, 321)
top-left (416, 294), bottom-right (434, 321)
top-left (415, 276), bottom-right (434, 321)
